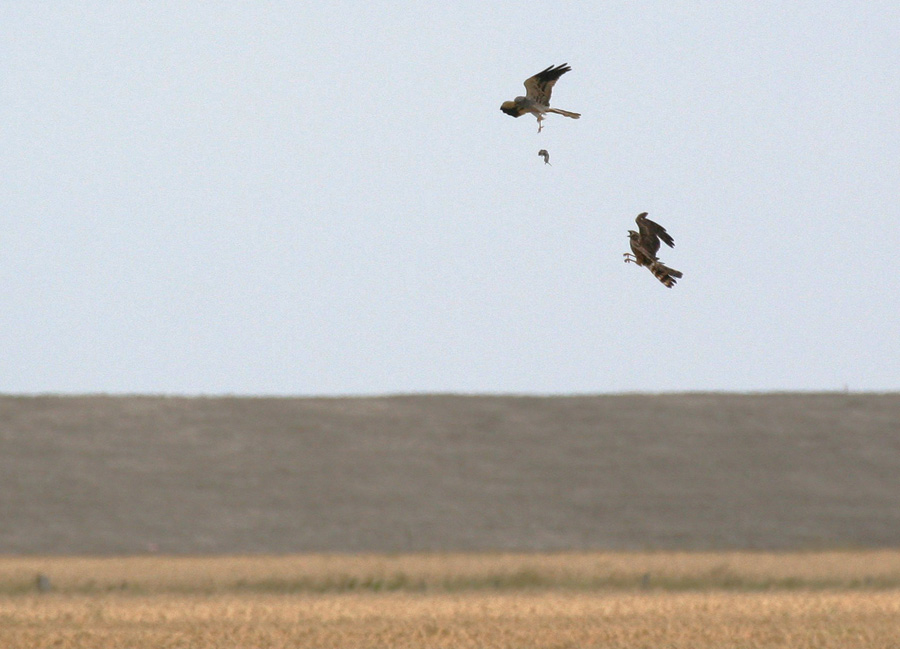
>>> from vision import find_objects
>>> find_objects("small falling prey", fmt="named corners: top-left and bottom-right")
top-left (538, 149), bottom-right (551, 165)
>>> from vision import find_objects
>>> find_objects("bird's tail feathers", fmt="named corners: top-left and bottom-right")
top-left (649, 261), bottom-right (682, 288)
top-left (546, 108), bottom-right (581, 119)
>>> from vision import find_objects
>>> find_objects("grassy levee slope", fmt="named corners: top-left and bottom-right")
top-left (2, 393), bottom-right (899, 553)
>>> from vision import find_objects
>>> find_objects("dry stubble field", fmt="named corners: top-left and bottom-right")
top-left (3, 552), bottom-right (900, 648)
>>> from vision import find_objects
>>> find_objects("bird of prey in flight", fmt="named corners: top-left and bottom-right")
top-left (501, 64), bottom-right (581, 133)
top-left (538, 149), bottom-right (551, 165)
top-left (623, 212), bottom-right (683, 288)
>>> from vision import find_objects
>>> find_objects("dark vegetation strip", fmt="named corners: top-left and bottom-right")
top-left (5, 571), bottom-right (900, 596)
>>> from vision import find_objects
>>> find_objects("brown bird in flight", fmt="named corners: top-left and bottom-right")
top-left (501, 64), bottom-right (581, 133)
top-left (623, 212), bottom-right (683, 288)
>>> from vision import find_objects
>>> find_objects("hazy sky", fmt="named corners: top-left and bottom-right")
top-left (3, 3), bottom-right (898, 395)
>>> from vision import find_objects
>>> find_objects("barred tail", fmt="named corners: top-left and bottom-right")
top-left (546, 108), bottom-right (581, 119)
top-left (649, 261), bottom-right (682, 288)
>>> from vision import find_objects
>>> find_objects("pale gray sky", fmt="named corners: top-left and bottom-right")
top-left (3, 2), bottom-right (898, 395)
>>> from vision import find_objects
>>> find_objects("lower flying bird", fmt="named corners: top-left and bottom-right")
top-left (623, 212), bottom-right (683, 288)
top-left (501, 64), bottom-right (581, 133)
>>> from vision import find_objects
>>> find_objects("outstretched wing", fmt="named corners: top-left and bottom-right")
top-left (523, 64), bottom-right (572, 105)
top-left (635, 212), bottom-right (674, 257)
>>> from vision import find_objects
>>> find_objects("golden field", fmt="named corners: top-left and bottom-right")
top-left (3, 552), bottom-right (900, 648)
top-left (5, 591), bottom-right (900, 649)
top-left (5, 551), bottom-right (900, 593)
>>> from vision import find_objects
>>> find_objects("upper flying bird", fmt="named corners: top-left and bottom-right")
top-left (501, 64), bottom-right (581, 133)
top-left (623, 212), bottom-right (683, 288)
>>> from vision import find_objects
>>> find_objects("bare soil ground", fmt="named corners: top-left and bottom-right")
top-left (2, 393), bottom-right (899, 553)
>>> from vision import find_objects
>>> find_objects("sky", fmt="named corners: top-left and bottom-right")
top-left (2, 2), bottom-right (899, 395)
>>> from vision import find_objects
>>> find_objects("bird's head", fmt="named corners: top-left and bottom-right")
top-left (627, 230), bottom-right (638, 239)
top-left (500, 101), bottom-right (521, 117)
